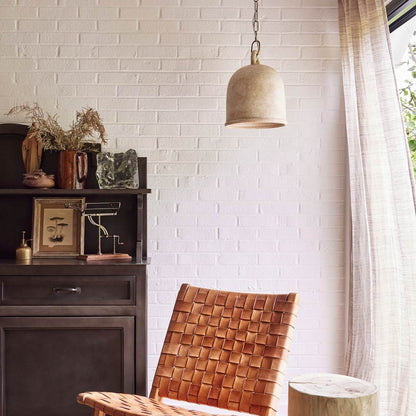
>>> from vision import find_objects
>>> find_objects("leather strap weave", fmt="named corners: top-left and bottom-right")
top-left (78, 284), bottom-right (299, 416)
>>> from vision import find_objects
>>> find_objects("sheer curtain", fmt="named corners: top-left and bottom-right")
top-left (338, 1), bottom-right (416, 415)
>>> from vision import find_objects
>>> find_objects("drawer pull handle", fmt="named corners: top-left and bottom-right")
top-left (53, 287), bottom-right (82, 295)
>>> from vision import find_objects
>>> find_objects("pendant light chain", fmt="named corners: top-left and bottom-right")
top-left (251, 0), bottom-right (261, 55)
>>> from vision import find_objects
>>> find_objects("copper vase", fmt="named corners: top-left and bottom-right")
top-left (57, 150), bottom-right (88, 189)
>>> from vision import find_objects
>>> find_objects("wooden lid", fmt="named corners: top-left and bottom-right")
top-left (289, 373), bottom-right (377, 398)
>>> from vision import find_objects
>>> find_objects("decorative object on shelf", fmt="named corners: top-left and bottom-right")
top-left (32, 197), bottom-right (85, 258)
top-left (21, 125), bottom-right (42, 174)
top-left (6, 103), bottom-right (107, 189)
top-left (96, 149), bottom-right (139, 189)
top-left (57, 150), bottom-right (88, 189)
top-left (22, 169), bottom-right (55, 189)
top-left (70, 201), bottom-right (131, 262)
top-left (225, 0), bottom-right (286, 129)
top-left (15, 231), bottom-right (32, 261)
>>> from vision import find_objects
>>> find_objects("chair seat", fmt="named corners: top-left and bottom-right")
top-left (77, 392), bottom-right (230, 416)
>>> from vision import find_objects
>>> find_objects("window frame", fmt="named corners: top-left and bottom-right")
top-left (387, 0), bottom-right (416, 32)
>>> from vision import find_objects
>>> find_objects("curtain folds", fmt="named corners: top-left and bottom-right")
top-left (338, 1), bottom-right (416, 415)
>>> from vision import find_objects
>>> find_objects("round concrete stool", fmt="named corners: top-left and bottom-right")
top-left (288, 373), bottom-right (378, 416)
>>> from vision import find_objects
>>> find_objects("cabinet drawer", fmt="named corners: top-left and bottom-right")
top-left (0, 276), bottom-right (135, 305)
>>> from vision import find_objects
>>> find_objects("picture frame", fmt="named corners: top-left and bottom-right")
top-left (32, 198), bottom-right (85, 258)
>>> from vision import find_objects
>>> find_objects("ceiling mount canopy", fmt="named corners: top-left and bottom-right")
top-left (225, 0), bottom-right (287, 129)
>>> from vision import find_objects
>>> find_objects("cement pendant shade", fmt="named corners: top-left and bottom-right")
top-left (225, 0), bottom-right (286, 129)
top-left (225, 51), bottom-right (287, 128)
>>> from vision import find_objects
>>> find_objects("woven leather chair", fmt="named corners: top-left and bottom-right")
top-left (78, 284), bottom-right (299, 416)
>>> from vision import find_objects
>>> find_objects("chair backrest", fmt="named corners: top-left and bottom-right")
top-left (150, 284), bottom-right (299, 416)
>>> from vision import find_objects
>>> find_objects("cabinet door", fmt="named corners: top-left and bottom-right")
top-left (0, 317), bottom-right (134, 416)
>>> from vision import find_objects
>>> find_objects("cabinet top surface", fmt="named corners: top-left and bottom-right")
top-left (0, 188), bottom-right (151, 195)
top-left (0, 258), bottom-right (150, 267)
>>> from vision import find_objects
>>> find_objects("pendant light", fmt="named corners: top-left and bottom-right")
top-left (225, 0), bottom-right (286, 129)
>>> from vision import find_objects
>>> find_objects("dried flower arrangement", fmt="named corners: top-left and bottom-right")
top-left (7, 103), bottom-right (107, 152)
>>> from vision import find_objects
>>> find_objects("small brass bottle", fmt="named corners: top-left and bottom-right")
top-left (16, 231), bottom-right (32, 261)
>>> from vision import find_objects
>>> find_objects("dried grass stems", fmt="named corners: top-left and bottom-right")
top-left (7, 103), bottom-right (107, 152)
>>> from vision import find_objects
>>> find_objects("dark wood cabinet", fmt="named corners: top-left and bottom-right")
top-left (0, 316), bottom-right (134, 416)
top-left (0, 124), bottom-right (150, 416)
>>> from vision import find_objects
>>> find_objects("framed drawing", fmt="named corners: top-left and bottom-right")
top-left (32, 198), bottom-right (85, 257)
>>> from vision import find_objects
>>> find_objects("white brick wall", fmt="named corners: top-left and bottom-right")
top-left (0, 0), bottom-right (347, 412)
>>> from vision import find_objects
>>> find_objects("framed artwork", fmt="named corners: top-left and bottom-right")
top-left (32, 198), bottom-right (85, 258)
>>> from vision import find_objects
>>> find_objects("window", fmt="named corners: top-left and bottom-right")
top-left (389, 2), bottom-right (416, 177)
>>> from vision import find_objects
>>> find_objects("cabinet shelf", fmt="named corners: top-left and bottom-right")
top-left (0, 188), bottom-right (151, 195)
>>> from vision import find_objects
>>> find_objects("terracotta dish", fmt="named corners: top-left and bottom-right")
top-left (23, 169), bottom-right (55, 188)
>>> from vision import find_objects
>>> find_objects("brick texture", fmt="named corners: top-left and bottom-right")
top-left (0, 0), bottom-right (346, 413)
